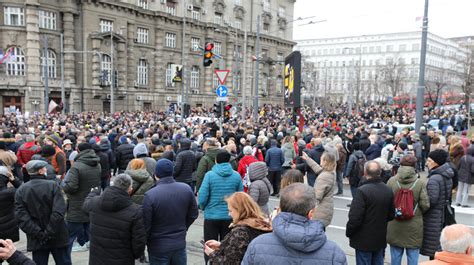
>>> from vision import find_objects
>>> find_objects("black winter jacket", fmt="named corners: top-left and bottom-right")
top-left (93, 145), bottom-right (111, 180)
top-left (421, 163), bottom-right (454, 257)
top-left (15, 174), bottom-right (68, 251)
top-left (346, 177), bottom-right (394, 252)
top-left (83, 186), bottom-right (147, 265)
top-left (0, 178), bottom-right (22, 242)
top-left (458, 145), bottom-right (474, 184)
top-left (306, 145), bottom-right (324, 178)
top-left (116, 143), bottom-right (135, 172)
top-left (174, 140), bottom-right (197, 183)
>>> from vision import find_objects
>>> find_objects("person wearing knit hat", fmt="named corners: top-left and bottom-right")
top-left (129, 143), bottom-right (156, 177)
top-left (422, 148), bottom-right (454, 258)
top-left (43, 133), bottom-right (66, 177)
top-left (198, 149), bottom-right (243, 263)
top-left (247, 162), bottom-right (273, 215)
top-left (143, 158), bottom-right (198, 263)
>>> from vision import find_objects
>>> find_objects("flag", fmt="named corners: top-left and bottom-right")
top-left (48, 100), bottom-right (58, 113)
top-left (0, 47), bottom-right (13, 64)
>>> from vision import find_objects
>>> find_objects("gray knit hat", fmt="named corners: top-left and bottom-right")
top-left (248, 162), bottom-right (268, 181)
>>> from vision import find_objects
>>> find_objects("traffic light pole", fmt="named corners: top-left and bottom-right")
top-left (253, 15), bottom-right (260, 123)
top-left (415, 0), bottom-right (429, 133)
top-left (220, 101), bottom-right (224, 134)
top-left (110, 31), bottom-right (114, 114)
top-left (181, 0), bottom-right (187, 116)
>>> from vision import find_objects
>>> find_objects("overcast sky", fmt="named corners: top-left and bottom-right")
top-left (292, 0), bottom-right (474, 40)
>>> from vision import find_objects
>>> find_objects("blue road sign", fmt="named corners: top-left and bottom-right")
top-left (216, 85), bottom-right (228, 97)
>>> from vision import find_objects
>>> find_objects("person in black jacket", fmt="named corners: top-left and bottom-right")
top-left (82, 174), bottom-right (146, 265)
top-left (346, 160), bottom-right (394, 265)
top-left (115, 136), bottom-right (135, 174)
top-left (15, 160), bottom-right (70, 265)
top-left (0, 166), bottom-right (21, 243)
top-left (419, 126), bottom-right (431, 171)
top-left (0, 239), bottom-right (36, 265)
top-left (92, 143), bottom-right (111, 190)
top-left (173, 138), bottom-right (196, 189)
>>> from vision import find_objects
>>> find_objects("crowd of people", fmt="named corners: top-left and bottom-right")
top-left (0, 103), bottom-right (472, 265)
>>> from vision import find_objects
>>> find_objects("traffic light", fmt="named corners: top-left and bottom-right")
top-left (213, 103), bottom-right (221, 117)
top-left (203, 42), bottom-right (214, 67)
top-left (224, 104), bottom-right (232, 122)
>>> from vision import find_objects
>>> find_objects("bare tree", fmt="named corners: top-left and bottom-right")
top-left (425, 80), bottom-right (446, 109)
top-left (380, 57), bottom-right (408, 98)
top-left (459, 53), bottom-right (473, 112)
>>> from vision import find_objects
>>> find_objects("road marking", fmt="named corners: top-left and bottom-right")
top-left (335, 207), bottom-right (349, 212)
top-left (328, 225), bottom-right (346, 230)
top-left (452, 205), bottom-right (474, 215)
top-left (334, 196), bottom-right (353, 201)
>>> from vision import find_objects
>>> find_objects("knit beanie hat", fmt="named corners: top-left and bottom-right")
top-left (133, 143), bottom-right (148, 158)
top-left (400, 154), bottom-right (417, 168)
top-left (154, 158), bottom-right (173, 177)
top-left (46, 134), bottom-right (61, 146)
top-left (215, 150), bottom-right (231, 164)
top-left (428, 149), bottom-right (448, 166)
top-left (248, 162), bottom-right (268, 181)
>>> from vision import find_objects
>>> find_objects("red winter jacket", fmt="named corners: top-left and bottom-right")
top-left (16, 142), bottom-right (40, 166)
top-left (237, 155), bottom-right (258, 192)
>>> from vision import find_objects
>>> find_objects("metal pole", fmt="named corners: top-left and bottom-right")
top-left (242, 28), bottom-right (248, 118)
top-left (253, 15), bottom-right (260, 122)
top-left (181, 0), bottom-right (187, 114)
top-left (60, 33), bottom-right (65, 114)
top-left (110, 31), bottom-right (115, 114)
top-left (415, 0), bottom-right (429, 133)
top-left (312, 70), bottom-right (317, 108)
top-left (43, 36), bottom-right (49, 114)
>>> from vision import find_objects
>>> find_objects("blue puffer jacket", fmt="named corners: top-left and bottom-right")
top-left (265, 147), bottom-right (284, 172)
top-left (198, 163), bottom-right (243, 220)
top-left (242, 212), bottom-right (347, 265)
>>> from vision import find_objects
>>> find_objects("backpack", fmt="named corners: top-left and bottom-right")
top-left (349, 156), bottom-right (366, 186)
top-left (394, 179), bottom-right (418, 221)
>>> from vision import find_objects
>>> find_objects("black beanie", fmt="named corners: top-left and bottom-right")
top-left (428, 149), bottom-right (448, 166)
top-left (216, 150), bottom-right (231, 164)
top-left (78, 143), bottom-right (92, 152)
top-left (41, 145), bottom-right (56, 157)
top-left (398, 142), bottom-right (408, 151)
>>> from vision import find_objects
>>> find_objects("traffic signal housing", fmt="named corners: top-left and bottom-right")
top-left (224, 104), bottom-right (232, 122)
top-left (213, 103), bottom-right (221, 117)
top-left (203, 42), bottom-right (214, 67)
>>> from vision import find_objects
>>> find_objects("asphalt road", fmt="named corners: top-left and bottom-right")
top-left (15, 183), bottom-right (474, 265)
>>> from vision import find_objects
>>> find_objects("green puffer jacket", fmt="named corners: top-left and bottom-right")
top-left (125, 168), bottom-right (154, 205)
top-left (386, 166), bottom-right (430, 249)
top-left (63, 149), bottom-right (101, 223)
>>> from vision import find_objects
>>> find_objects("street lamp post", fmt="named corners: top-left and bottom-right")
top-left (415, 0), bottom-right (430, 133)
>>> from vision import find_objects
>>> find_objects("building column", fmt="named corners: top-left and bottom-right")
top-left (25, 1), bottom-right (42, 112)
top-left (127, 23), bottom-right (135, 90)
top-left (63, 12), bottom-right (75, 85)
top-left (225, 39), bottom-right (235, 95)
top-left (117, 41), bottom-right (126, 90)
top-left (90, 38), bottom-right (101, 87)
top-left (154, 28), bottom-right (165, 93)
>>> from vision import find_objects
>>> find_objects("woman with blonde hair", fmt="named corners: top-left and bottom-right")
top-left (124, 158), bottom-right (154, 205)
top-left (205, 192), bottom-right (272, 265)
top-left (301, 151), bottom-right (337, 227)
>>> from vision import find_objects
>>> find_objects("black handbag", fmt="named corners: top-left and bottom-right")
top-left (442, 177), bottom-right (456, 227)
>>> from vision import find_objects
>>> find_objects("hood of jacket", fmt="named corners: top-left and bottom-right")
top-left (99, 186), bottom-right (133, 212)
top-left (429, 162), bottom-right (454, 180)
top-left (395, 166), bottom-right (418, 184)
top-left (205, 147), bottom-right (220, 161)
top-left (212, 163), bottom-right (235, 177)
top-left (179, 138), bottom-right (191, 150)
top-left (248, 162), bottom-right (268, 181)
top-left (99, 140), bottom-right (111, 151)
top-left (272, 212), bottom-right (327, 253)
top-left (313, 144), bottom-right (325, 152)
top-left (353, 150), bottom-right (365, 159)
top-left (282, 142), bottom-right (293, 149)
top-left (467, 145), bottom-right (474, 156)
top-left (133, 143), bottom-right (148, 158)
top-left (75, 149), bottom-right (100, 166)
top-left (125, 168), bottom-right (151, 183)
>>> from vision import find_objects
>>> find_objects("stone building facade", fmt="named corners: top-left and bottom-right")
top-left (0, 0), bottom-right (295, 114)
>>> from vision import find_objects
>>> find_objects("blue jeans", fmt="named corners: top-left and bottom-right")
top-left (32, 247), bottom-right (71, 265)
top-left (307, 173), bottom-right (316, 187)
top-left (336, 171), bottom-right (343, 194)
top-left (390, 245), bottom-right (419, 265)
top-left (350, 185), bottom-right (358, 199)
top-left (65, 222), bottom-right (90, 264)
top-left (149, 248), bottom-right (187, 265)
top-left (355, 249), bottom-right (384, 265)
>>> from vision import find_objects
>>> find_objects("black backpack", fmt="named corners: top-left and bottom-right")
top-left (349, 155), bottom-right (366, 186)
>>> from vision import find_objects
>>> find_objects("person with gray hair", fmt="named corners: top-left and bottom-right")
top-left (82, 173), bottom-right (146, 264)
top-left (346, 160), bottom-right (394, 265)
top-left (237, 145), bottom-right (258, 192)
top-left (242, 183), bottom-right (347, 265)
top-left (420, 224), bottom-right (474, 264)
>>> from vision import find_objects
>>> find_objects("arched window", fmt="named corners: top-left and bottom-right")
top-left (101, 54), bottom-right (112, 83)
top-left (276, 76), bottom-right (283, 94)
top-left (5, 47), bottom-right (25, 76)
top-left (261, 73), bottom-right (268, 94)
top-left (40, 49), bottom-right (56, 78)
top-left (137, 59), bottom-right (148, 86)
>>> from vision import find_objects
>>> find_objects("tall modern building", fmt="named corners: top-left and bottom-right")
top-left (296, 32), bottom-right (470, 105)
top-left (0, 0), bottom-right (295, 114)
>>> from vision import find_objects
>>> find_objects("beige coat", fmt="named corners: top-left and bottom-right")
top-left (306, 157), bottom-right (336, 227)
top-left (0, 149), bottom-right (17, 169)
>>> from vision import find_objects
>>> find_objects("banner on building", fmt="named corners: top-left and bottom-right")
top-left (284, 51), bottom-right (301, 108)
top-left (171, 64), bottom-right (183, 83)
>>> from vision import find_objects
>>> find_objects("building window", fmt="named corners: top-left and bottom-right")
top-left (276, 76), bottom-right (283, 94)
top-left (261, 74), bottom-right (268, 94)
top-left (214, 41), bottom-right (222, 56)
top-left (262, 23), bottom-right (269, 33)
top-left (191, 8), bottom-right (201, 20)
top-left (101, 54), bottom-right (112, 83)
top-left (213, 68), bottom-right (220, 88)
top-left (386, 45), bottom-right (393, 52)
top-left (214, 13), bottom-right (222, 25)
top-left (278, 6), bottom-right (285, 17)
top-left (136, 27), bottom-right (149, 44)
top-left (263, 0), bottom-right (270, 12)
top-left (166, 63), bottom-right (175, 87)
top-left (234, 18), bottom-right (242, 29)
top-left (191, 37), bottom-right (200, 51)
top-left (40, 49), bottom-right (56, 79)
top-left (277, 52), bottom-right (283, 61)
top-left (278, 29), bottom-right (284, 38)
top-left (137, 59), bottom-right (148, 86)
top-left (137, 0), bottom-right (148, 9)
top-left (399, 44), bottom-right (407, 52)
top-left (234, 71), bottom-right (241, 91)
top-left (38, 10), bottom-right (56, 30)
top-left (100, 19), bottom-right (113, 33)
top-left (190, 66), bottom-right (200, 88)
top-left (412, 43), bottom-right (420, 51)
top-left (165, 32), bottom-right (176, 48)
top-left (6, 47), bottom-right (25, 76)
top-left (4, 7), bottom-right (24, 26)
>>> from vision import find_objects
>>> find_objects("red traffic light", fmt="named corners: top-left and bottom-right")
top-left (224, 104), bottom-right (232, 111)
top-left (205, 43), bottom-right (214, 51)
